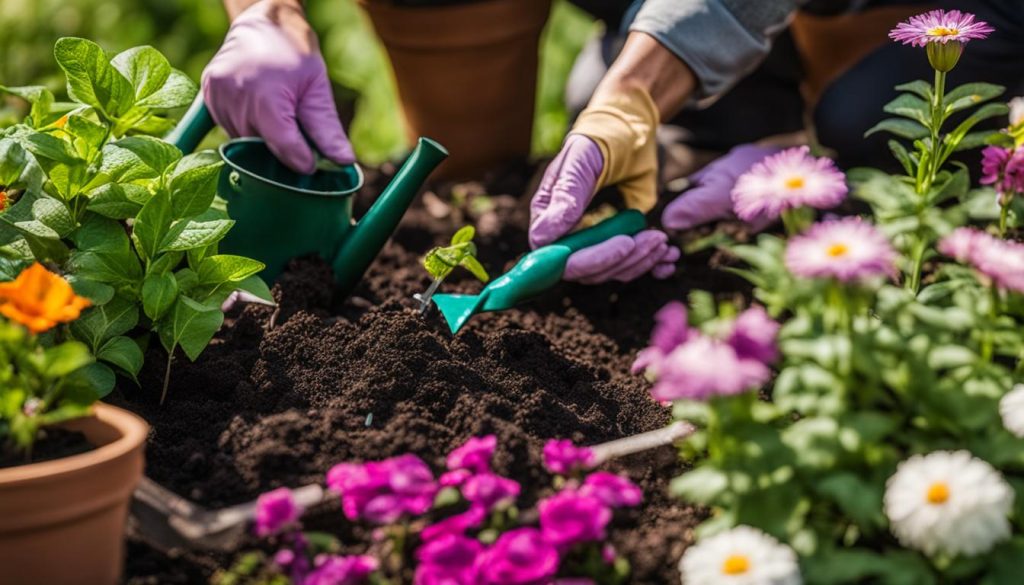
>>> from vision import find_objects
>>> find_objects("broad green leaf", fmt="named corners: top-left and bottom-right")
top-left (53, 37), bottom-right (134, 117)
top-left (68, 276), bottom-right (115, 305)
top-left (460, 255), bottom-right (490, 282)
top-left (0, 139), bottom-right (30, 185)
top-left (69, 296), bottom-right (139, 352)
top-left (670, 466), bottom-right (728, 504)
top-left (895, 80), bottom-right (932, 100)
top-left (12, 218), bottom-right (60, 241)
top-left (158, 296), bottom-right (224, 361)
top-left (236, 274), bottom-right (274, 303)
top-left (41, 341), bottom-right (95, 378)
top-left (954, 129), bottom-right (998, 152)
top-left (86, 183), bottom-right (148, 219)
top-left (865, 118), bottom-right (928, 140)
top-left (97, 335), bottom-right (144, 381)
top-left (65, 362), bottom-right (116, 398)
top-left (161, 219), bottom-right (234, 252)
top-left (22, 131), bottom-right (83, 166)
top-left (944, 82), bottom-right (1005, 113)
top-left (137, 69), bottom-right (197, 109)
top-left (451, 225), bottom-right (475, 245)
top-left (168, 151), bottom-right (222, 218)
top-left (888, 140), bottom-right (915, 176)
top-left (110, 46), bottom-right (172, 106)
top-left (197, 255), bottom-right (265, 285)
top-left (64, 112), bottom-right (109, 156)
top-left (100, 135), bottom-right (181, 182)
top-left (883, 93), bottom-right (930, 126)
top-left (0, 85), bottom-right (55, 127)
top-left (133, 189), bottom-right (173, 260)
top-left (71, 212), bottom-right (132, 253)
top-left (946, 102), bottom-right (1010, 144)
top-left (150, 251), bottom-right (184, 275)
top-left (816, 473), bottom-right (885, 529)
top-left (142, 272), bottom-right (179, 320)
top-left (31, 198), bottom-right (75, 236)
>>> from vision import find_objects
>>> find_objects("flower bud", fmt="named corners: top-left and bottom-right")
top-left (926, 41), bottom-right (963, 72)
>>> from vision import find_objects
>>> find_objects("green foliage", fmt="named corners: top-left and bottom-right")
top-left (1, 38), bottom-right (266, 400)
top-left (0, 317), bottom-right (97, 456)
top-left (423, 226), bottom-right (490, 283)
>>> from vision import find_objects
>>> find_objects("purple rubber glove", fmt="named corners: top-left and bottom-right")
top-left (202, 1), bottom-right (354, 174)
top-left (662, 144), bottom-right (782, 231)
top-left (530, 135), bottom-right (680, 284)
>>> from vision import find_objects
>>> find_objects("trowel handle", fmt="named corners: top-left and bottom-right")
top-left (555, 210), bottom-right (647, 253)
top-left (165, 94), bottom-right (216, 154)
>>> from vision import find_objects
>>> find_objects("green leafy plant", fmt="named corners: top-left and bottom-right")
top-left (0, 38), bottom-right (270, 402)
top-left (416, 225), bottom-right (489, 312)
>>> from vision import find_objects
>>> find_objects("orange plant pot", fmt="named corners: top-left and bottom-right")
top-left (361, 0), bottom-right (552, 180)
top-left (0, 404), bottom-right (148, 585)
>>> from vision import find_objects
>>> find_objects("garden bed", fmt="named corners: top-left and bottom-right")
top-left (117, 163), bottom-right (747, 584)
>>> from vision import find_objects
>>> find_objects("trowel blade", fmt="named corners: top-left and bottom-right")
top-left (433, 292), bottom-right (487, 334)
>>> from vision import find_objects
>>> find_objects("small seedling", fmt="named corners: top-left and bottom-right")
top-left (415, 226), bottom-right (489, 314)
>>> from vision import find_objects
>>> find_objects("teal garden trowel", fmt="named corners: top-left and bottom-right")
top-left (433, 210), bottom-right (646, 333)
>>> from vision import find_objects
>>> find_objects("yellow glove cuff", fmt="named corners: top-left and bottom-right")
top-left (569, 85), bottom-right (660, 212)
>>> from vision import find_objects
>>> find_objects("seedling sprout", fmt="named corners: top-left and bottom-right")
top-left (415, 225), bottom-right (489, 313)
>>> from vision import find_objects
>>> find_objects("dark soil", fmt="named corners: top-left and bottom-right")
top-left (118, 160), bottom-right (749, 585)
top-left (0, 427), bottom-right (93, 469)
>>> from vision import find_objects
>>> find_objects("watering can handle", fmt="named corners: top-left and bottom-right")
top-left (165, 94), bottom-right (216, 155)
top-left (554, 210), bottom-right (647, 253)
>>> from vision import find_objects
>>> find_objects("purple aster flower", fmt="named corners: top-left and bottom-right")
top-left (475, 528), bottom-right (560, 585)
top-left (462, 473), bottom-right (520, 511)
top-left (580, 472), bottom-right (643, 509)
top-left (889, 9), bottom-right (994, 47)
top-left (538, 489), bottom-right (612, 550)
top-left (650, 336), bottom-right (771, 402)
top-left (542, 439), bottom-right (596, 475)
top-left (447, 435), bottom-right (497, 474)
top-left (415, 534), bottom-right (484, 585)
top-left (326, 454), bottom-right (438, 524)
top-left (303, 554), bottom-right (378, 585)
top-left (731, 146), bottom-right (848, 223)
top-left (726, 305), bottom-right (780, 364)
top-left (421, 505), bottom-right (487, 542)
top-left (784, 217), bottom-right (897, 283)
top-left (981, 146), bottom-right (1024, 201)
top-left (254, 487), bottom-right (302, 537)
top-left (939, 228), bottom-right (1024, 292)
top-left (631, 301), bottom-right (693, 375)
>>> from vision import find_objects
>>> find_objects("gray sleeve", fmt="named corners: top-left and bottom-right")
top-left (629, 0), bottom-right (805, 98)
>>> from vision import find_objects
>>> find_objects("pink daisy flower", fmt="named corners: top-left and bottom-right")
top-left (785, 217), bottom-right (897, 283)
top-left (731, 146), bottom-right (848, 223)
top-left (981, 146), bottom-right (1024, 200)
top-left (939, 228), bottom-right (1024, 293)
top-left (650, 336), bottom-right (771, 402)
top-left (889, 9), bottom-right (994, 47)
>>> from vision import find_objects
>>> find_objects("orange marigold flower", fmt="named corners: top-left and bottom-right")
top-left (54, 115), bottom-right (69, 129)
top-left (0, 191), bottom-right (7, 212)
top-left (0, 263), bottom-right (91, 333)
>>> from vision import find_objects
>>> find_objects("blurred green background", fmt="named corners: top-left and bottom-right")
top-left (0, 0), bottom-right (596, 163)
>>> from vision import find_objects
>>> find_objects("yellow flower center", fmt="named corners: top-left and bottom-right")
top-left (926, 482), bottom-right (950, 504)
top-left (826, 243), bottom-right (849, 258)
top-left (928, 26), bottom-right (960, 37)
top-left (722, 554), bottom-right (751, 575)
top-left (784, 176), bottom-right (805, 190)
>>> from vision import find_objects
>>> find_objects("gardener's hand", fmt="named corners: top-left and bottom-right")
top-left (530, 135), bottom-right (680, 284)
top-left (661, 144), bottom-right (782, 232)
top-left (202, 0), bottom-right (354, 174)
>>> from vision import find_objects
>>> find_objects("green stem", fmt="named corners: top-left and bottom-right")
top-left (907, 237), bottom-right (927, 294)
top-left (780, 209), bottom-right (799, 237)
top-left (160, 351), bottom-right (173, 406)
top-left (999, 200), bottom-right (1010, 238)
top-left (982, 285), bottom-right (1000, 363)
top-left (920, 70), bottom-right (947, 196)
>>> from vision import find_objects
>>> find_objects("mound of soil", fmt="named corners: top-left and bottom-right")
top-left (119, 163), bottom-right (748, 584)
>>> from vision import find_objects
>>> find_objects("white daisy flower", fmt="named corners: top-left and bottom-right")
top-left (679, 525), bottom-right (801, 585)
top-left (884, 450), bottom-right (1014, 558)
top-left (999, 384), bottom-right (1024, 438)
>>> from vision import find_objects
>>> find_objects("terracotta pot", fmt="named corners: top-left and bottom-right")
top-left (0, 403), bottom-right (148, 585)
top-left (361, 0), bottom-right (552, 179)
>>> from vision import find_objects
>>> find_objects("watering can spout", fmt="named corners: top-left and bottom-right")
top-left (332, 137), bottom-right (448, 297)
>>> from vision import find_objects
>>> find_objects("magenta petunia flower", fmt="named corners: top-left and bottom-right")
top-left (731, 146), bottom-right (848, 223)
top-left (421, 505), bottom-right (487, 542)
top-left (447, 435), bottom-right (497, 474)
top-left (326, 454), bottom-right (438, 524)
top-left (727, 305), bottom-right (781, 364)
top-left (440, 469), bottom-right (473, 488)
top-left (939, 228), bottom-right (1024, 293)
top-left (475, 528), bottom-right (560, 585)
top-left (462, 473), bottom-right (521, 511)
top-left (542, 439), bottom-right (596, 475)
top-left (631, 301), bottom-right (694, 375)
top-left (650, 336), bottom-right (772, 402)
top-left (254, 487), bottom-right (302, 537)
top-left (889, 9), bottom-right (994, 47)
top-left (784, 217), bottom-right (897, 283)
top-left (303, 554), bottom-right (378, 585)
top-left (538, 489), bottom-right (612, 550)
top-left (580, 472), bottom-right (643, 509)
top-left (415, 534), bottom-right (484, 585)
top-left (981, 146), bottom-right (1024, 200)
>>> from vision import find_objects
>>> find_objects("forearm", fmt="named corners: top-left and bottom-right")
top-left (223, 0), bottom-right (302, 21)
top-left (591, 32), bottom-right (696, 121)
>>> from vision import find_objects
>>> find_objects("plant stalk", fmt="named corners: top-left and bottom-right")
top-left (160, 352), bottom-right (173, 406)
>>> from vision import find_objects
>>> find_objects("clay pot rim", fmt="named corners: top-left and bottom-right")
top-left (0, 403), bottom-right (148, 486)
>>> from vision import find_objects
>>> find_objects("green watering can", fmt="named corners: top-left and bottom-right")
top-left (164, 95), bottom-right (448, 297)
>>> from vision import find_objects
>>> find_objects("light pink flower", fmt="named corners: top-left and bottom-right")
top-left (304, 555), bottom-right (377, 585)
top-left (731, 146), bottom-right (847, 223)
top-left (415, 534), bottom-right (483, 585)
top-left (254, 487), bottom-right (302, 537)
top-left (580, 472), bottom-right (643, 508)
top-left (326, 454), bottom-right (437, 524)
top-left (542, 439), bottom-right (596, 475)
top-left (981, 146), bottom-right (1024, 200)
top-left (631, 302), bottom-right (694, 375)
top-left (650, 336), bottom-right (771, 402)
top-left (420, 505), bottom-right (487, 542)
top-left (447, 435), bottom-right (497, 474)
top-left (727, 305), bottom-right (781, 364)
top-left (475, 528), bottom-right (559, 585)
top-left (462, 473), bottom-right (520, 511)
top-left (538, 489), bottom-right (611, 550)
top-left (785, 217), bottom-right (897, 282)
top-left (889, 9), bottom-right (994, 46)
top-left (939, 228), bottom-right (1024, 292)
